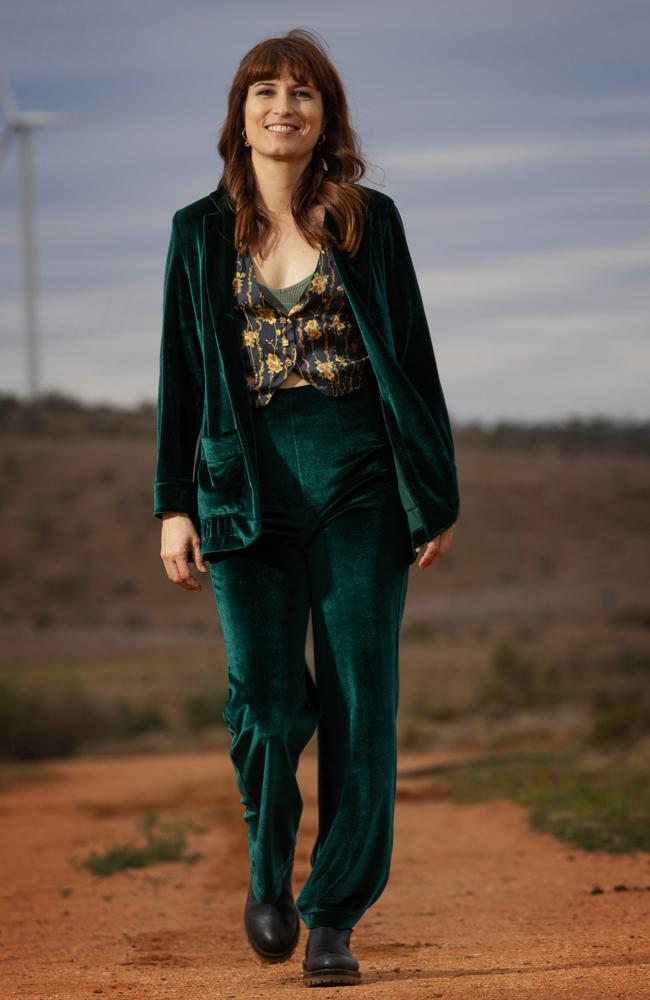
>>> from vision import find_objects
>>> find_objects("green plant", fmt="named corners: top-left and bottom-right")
top-left (185, 690), bottom-right (228, 732)
top-left (588, 688), bottom-right (650, 745)
top-left (434, 748), bottom-right (650, 853)
top-left (475, 640), bottom-right (565, 712)
top-left (81, 813), bottom-right (202, 876)
top-left (0, 677), bottom-right (168, 760)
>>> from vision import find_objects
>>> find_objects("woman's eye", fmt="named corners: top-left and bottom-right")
top-left (255, 88), bottom-right (312, 98)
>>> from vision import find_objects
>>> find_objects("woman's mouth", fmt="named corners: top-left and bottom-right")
top-left (265, 124), bottom-right (300, 133)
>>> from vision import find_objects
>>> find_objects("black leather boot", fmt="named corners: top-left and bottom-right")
top-left (244, 862), bottom-right (300, 962)
top-left (302, 926), bottom-right (361, 986)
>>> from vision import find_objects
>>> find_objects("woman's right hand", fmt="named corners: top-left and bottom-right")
top-left (160, 512), bottom-right (208, 591)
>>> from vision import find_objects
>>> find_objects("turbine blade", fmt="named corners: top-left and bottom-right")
top-left (20, 110), bottom-right (84, 129)
top-left (0, 67), bottom-right (18, 120)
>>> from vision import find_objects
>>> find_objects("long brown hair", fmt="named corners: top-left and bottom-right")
top-left (216, 28), bottom-right (371, 258)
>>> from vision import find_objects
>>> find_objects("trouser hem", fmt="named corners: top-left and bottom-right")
top-left (300, 909), bottom-right (361, 930)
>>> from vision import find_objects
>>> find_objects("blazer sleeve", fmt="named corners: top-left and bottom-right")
top-left (381, 199), bottom-right (460, 530)
top-left (153, 212), bottom-right (205, 520)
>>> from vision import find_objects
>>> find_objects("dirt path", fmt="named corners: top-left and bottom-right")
top-left (1, 749), bottom-right (649, 999)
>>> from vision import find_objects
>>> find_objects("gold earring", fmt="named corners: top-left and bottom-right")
top-left (241, 127), bottom-right (251, 148)
top-left (316, 132), bottom-right (326, 149)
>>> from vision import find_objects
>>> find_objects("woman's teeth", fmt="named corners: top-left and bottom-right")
top-left (266, 125), bottom-right (299, 133)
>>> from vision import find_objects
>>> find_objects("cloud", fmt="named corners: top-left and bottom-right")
top-left (418, 239), bottom-right (650, 308)
top-left (376, 132), bottom-right (650, 175)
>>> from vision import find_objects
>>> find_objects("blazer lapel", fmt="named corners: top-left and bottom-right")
top-left (202, 194), bottom-right (255, 452)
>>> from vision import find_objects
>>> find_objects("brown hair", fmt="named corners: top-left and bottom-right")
top-left (216, 28), bottom-right (371, 258)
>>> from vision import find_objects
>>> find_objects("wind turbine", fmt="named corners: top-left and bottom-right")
top-left (0, 69), bottom-right (81, 399)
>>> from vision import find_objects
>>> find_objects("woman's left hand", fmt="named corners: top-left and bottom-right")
top-left (415, 522), bottom-right (456, 569)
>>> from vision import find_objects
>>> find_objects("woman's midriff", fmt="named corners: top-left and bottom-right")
top-left (277, 369), bottom-right (311, 388)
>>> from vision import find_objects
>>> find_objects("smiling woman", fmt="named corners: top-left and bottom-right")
top-left (155, 25), bottom-right (459, 989)
top-left (245, 76), bottom-right (323, 157)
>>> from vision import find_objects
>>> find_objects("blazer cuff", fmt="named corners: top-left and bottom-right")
top-left (153, 478), bottom-right (198, 519)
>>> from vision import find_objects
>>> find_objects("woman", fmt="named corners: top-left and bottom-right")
top-left (155, 28), bottom-right (459, 988)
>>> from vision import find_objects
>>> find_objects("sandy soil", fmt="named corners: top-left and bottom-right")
top-left (1, 749), bottom-right (650, 999)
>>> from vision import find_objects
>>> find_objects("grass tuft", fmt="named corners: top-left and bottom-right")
top-left (433, 748), bottom-right (650, 853)
top-left (81, 812), bottom-right (202, 876)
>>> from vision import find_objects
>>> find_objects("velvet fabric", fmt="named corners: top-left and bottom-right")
top-left (153, 183), bottom-right (460, 564)
top-left (209, 377), bottom-right (411, 929)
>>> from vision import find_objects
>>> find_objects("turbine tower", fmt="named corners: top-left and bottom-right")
top-left (0, 69), bottom-right (80, 399)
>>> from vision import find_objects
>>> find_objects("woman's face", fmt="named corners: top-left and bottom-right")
top-left (243, 72), bottom-right (324, 162)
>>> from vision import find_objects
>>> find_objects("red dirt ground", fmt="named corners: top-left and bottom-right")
top-left (1, 749), bottom-right (650, 999)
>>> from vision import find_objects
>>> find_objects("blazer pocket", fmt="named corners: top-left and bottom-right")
top-left (197, 432), bottom-right (245, 514)
top-left (200, 430), bottom-right (242, 464)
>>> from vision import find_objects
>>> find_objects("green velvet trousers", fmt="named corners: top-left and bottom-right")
top-left (208, 376), bottom-right (411, 930)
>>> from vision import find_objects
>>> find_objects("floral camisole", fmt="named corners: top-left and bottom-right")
top-left (232, 244), bottom-right (372, 408)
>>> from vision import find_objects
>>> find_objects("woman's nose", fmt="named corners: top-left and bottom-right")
top-left (272, 93), bottom-right (293, 113)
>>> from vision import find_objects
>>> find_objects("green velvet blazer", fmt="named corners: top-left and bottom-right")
top-left (153, 182), bottom-right (460, 564)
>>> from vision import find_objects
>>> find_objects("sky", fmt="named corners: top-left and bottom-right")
top-left (0, 0), bottom-right (648, 424)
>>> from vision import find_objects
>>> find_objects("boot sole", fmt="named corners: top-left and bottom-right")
top-left (303, 967), bottom-right (361, 986)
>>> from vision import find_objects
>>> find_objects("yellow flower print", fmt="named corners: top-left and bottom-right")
top-left (256, 306), bottom-right (276, 322)
top-left (266, 353), bottom-right (284, 373)
top-left (304, 319), bottom-right (322, 340)
top-left (242, 329), bottom-right (257, 348)
top-left (316, 359), bottom-right (336, 380)
top-left (311, 273), bottom-right (327, 294)
top-left (246, 374), bottom-right (257, 388)
top-left (331, 313), bottom-right (346, 332)
top-left (232, 271), bottom-right (246, 294)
